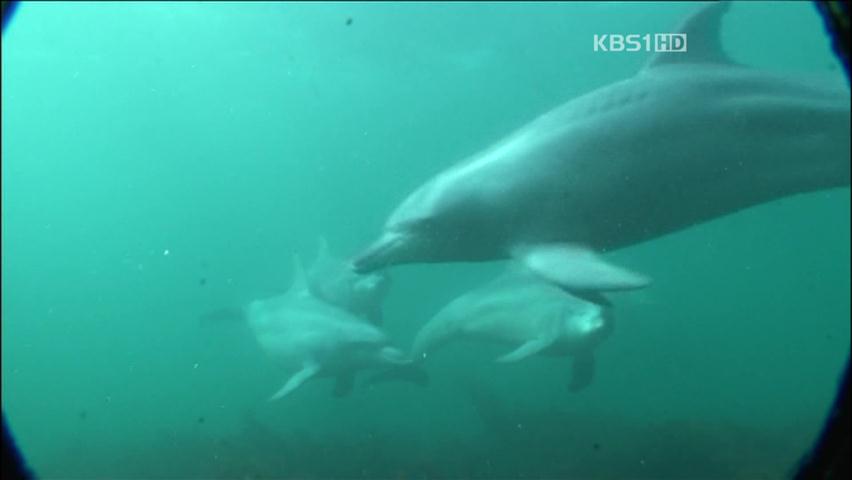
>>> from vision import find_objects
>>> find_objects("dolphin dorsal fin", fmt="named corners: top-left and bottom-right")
top-left (287, 254), bottom-right (309, 295)
top-left (643, 2), bottom-right (739, 70)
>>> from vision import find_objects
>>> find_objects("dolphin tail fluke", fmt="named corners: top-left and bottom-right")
top-left (268, 361), bottom-right (320, 401)
top-left (512, 243), bottom-right (651, 295)
top-left (568, 352), bottom-right (596, 392)
top-left (496, 337), bottom-right (553, 363)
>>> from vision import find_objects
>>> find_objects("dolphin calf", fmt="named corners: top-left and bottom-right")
top-left (410, 267), bottom-right (613, 391)
top-left (306, 237), bottom-right (390, 325)
top-left (246, 257), bottom-right (416, 400)
top-left (353, 2), bottom-right (850, 295)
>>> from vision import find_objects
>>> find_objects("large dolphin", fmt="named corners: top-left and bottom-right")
top-left (306, 237), bottom-right (390, 325)
top-left (246, 257), bottom-right (419, 400)
top-left (410, 267), bottom-right (613, 391)
top-left (353, 2), bottom-right (850, 295)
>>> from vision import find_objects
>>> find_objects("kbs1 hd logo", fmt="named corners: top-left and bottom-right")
top-left (593, 33), bottom-right (687, 53)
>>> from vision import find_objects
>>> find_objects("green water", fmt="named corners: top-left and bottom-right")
top-left (2, 2), bottom-right (849, 478)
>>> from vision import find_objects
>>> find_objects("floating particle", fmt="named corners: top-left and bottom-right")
top-left (345, 17), bottom-right (353, 26)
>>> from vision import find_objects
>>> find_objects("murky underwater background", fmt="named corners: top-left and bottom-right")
top-left (2, 1), bottom-right (849, 478)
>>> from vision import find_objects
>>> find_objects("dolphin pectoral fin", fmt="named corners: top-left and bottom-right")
top-left (268, 361), bottom-right (320, 401)
top-left (496, 338), bottom-right (553, 363)
top-left (568, 352), bottom-right (596, 392)
top-left (513, 244), bottom-right (651, 293)
top-left (332, 372), bottom-right (355, 398)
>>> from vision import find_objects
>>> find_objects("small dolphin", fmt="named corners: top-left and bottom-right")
top-left (353, 2), bottom-right (850, 295)
top-left (306, 237), bottom-right (390, 325)
top-left (410, 268), bottom-right (613, 391)
top-left (246, 256), bottom-right (417, 400)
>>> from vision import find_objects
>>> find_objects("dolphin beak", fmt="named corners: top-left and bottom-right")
top-left (352, 232), bottom-right (406, 273)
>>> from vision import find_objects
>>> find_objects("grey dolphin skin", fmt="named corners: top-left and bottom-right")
top-left (410, 267), bottom-right (613, 391)
top-left (199, 239), bottom-right (390, 325)
top-left (246, 256), bottom-right (413, 400)
top-left (352, 2), bottom-right (851, 295)
top-left (306, 237), bottom-right (390, 325)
